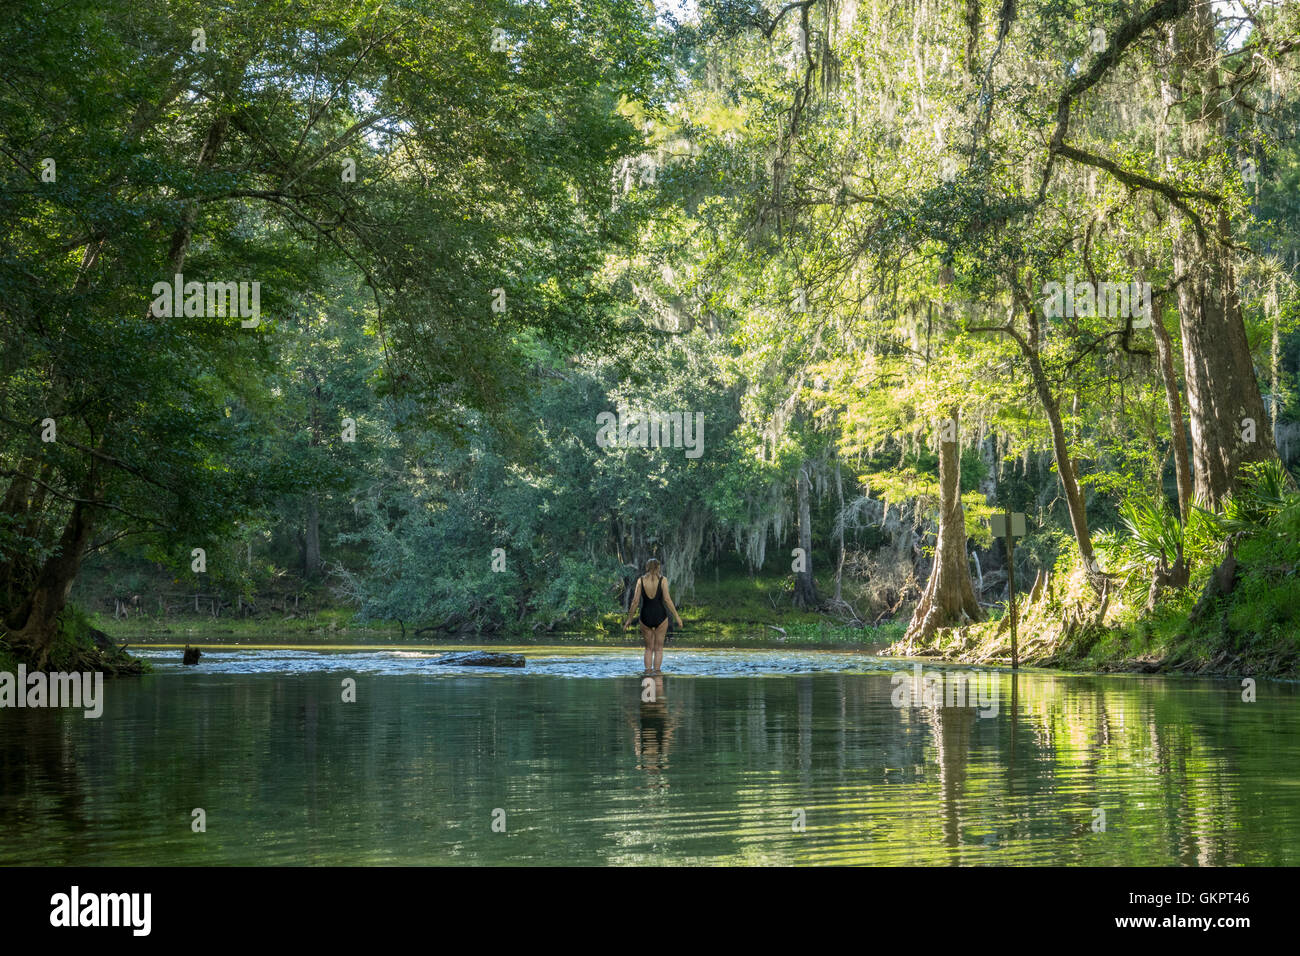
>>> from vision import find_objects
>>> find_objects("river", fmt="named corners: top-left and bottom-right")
top-left (1, 643), bottom-right (1296, 865)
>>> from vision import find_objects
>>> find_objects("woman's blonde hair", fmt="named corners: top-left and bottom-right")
top-left (644, 558), bottom-right (661, 575)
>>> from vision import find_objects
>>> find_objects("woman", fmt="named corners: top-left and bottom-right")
top-left (624, 559), bottom-right (683, 674)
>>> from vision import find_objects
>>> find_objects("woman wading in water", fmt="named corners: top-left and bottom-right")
top-left (624, 559), bottom-right (683, 673)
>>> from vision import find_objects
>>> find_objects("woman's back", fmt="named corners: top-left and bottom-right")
top-left (642, 574), bottom-right (664, 601)
top-left (639, 574), bottom-right (668, 626)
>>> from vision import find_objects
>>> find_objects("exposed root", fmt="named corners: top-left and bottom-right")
top-left (885, 565), bottom-right (1115, 667)
top-left (1, 625), bottom-right (146, 676)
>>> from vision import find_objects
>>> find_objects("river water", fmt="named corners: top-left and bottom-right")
top-left (1, 644), bottom-right (1296, 865)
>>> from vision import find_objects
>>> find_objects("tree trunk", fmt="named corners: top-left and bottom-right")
top-left (904, 408), bottom-right (984, 645)
top-left (1173, 213), bottom-right (1276, 508)
top-left (304, 494), bottom-right (322, 577)
top-left (792, 461), bottom-right (817, 607)
top-left (0, 457), bottom-right (37, 603)
top-left (614, 519), bottom-right (651, 612)
top-left (5, 498), bottom-right (97, 666)
top-left (302, 366), bottom-right (324, 577)
top-left (1004, 283), bottom-right (1099, 578)
top-left (979, 432), bottom-right (998, 505)
top-left (166, 115), bottom-right (229, 274)
top-left (833, 457), bottom-right (845, 603)
top-left (1166, 12), bottom-right (1277, 509)
top-left (1151, 295), bottom-right (1194, 523)
top-left (1271, 284), bottom-right (1281, 446)
top-left (1024, 344), bottom-right (1097, 574)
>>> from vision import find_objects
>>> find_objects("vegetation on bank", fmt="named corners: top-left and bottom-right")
top-left (66, 463), bottom-right (1300, 678)
top-left (84, 568), bottom-right (902, 649)
top-left (98, 618), bottom-right (904, 650)
top-left (892, 463), bottom-right (1300, 678)
top-left (41, 479), bottom-right (1300, 675)
top-left (0, 605), bottom-right (146, 675)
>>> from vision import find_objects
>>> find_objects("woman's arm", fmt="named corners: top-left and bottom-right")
top-left (661, 580), bottom-right (684, 628)
top-left (624, 577), bottom-right (642, 629)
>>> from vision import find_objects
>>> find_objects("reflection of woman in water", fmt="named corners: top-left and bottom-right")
top-left (634, 674), bottom-right (673, 778)
top-left (624, 559), bottom-right (683, 674)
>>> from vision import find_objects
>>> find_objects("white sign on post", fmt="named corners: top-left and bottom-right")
top-left (990, 512), bottom-right (1026, 538)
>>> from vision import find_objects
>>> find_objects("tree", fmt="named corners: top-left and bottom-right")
top-left (905, 407), bottom-right (983, 644)
top-left (0, 0), bottom-right (666, 662)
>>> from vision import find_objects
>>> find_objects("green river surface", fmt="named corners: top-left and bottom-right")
top-left (1, 642), bottom-right (1297, 865)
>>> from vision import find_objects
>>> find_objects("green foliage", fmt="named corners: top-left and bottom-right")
top-left (0, 0), bottom-right (669, 645)
top-left (7, 0), bottom-right (1300, 674)
top-left (1120, 499), bottom-right (1184, 567)
top-left (1214, 460), bottom-right (1297, 536)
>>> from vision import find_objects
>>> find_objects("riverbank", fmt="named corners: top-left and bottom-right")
top-left (69, 549), bottom-right (1300, 679)
top-left (0, 606), bottom-right (148, 676)
top-left (96, 612), bottom-right (905, 652)
top-left (885, 564), bottom-right (1300, 681)
top-left (84, 568), bottom-right (901, 650)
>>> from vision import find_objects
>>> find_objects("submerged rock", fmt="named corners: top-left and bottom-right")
top-left (432, 651), bottom-right (525, 668)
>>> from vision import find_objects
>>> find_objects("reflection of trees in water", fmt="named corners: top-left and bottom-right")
top-left (999, 674), bottom-right (1271, 864)
top-left (3, 668), bottom-right (1295, 864)
top-left (0, 710), bottom-right (92, 853)
top-left (927, 703), bottom-right (974, 856)
top-left (294, 694), bottom-right (320, 843)
top-left (797, 676), bottom-right (813, 777)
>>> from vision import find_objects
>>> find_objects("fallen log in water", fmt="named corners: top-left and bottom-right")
top-left (431, 651), bottom-right (525, 668)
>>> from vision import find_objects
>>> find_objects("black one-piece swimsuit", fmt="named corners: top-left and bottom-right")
top-left (638, 576), bottom-right (668, 628)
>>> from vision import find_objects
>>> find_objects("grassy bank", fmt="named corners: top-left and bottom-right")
top-left (95, 610), bottom-right (904, 650)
